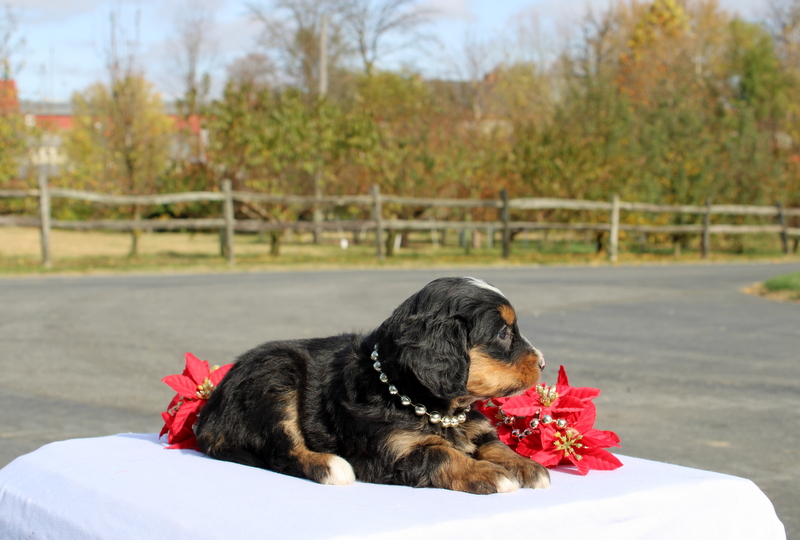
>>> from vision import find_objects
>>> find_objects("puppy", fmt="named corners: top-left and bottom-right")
top-left (195, 277), bottom-right (550, 494)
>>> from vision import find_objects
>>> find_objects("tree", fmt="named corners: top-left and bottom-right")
top-left (64, 75), bottom-right (172, 198)
top-left (0, 6), bottom-right (28, 188)
top-left (63, 71), bottom-right (172, 258)
top-left (249, 0), bottom-right (351, 94)
top-left (169, 4), bottom-right (217, 165)
top-left (226, 52), bottom-right (276, 88)
top-left (0, 3), bottom-right (24, 80)
top-left (0, 79), bottom-right (25, 187)
top-left (341, 0), bottom-right (434, 75)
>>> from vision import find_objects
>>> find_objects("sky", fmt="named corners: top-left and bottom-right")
top-left (7, 0), bottom-right (771, 103)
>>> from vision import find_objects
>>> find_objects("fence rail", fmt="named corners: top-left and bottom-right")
top-left (1, 179), bottom-right (798, 267)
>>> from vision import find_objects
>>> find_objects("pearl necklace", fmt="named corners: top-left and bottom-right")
top-left (496, 407), bottom-right (568, 439)
top-left (371, 344), bottom-right (470, 428)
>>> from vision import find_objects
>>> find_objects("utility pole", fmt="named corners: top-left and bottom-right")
top-left (319, 15), bottom-right (328, 96)
top-left (313, 15), bottom-right (328, 244)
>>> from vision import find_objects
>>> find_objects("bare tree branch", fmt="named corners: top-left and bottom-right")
top-left (342, 0), bottom-right (436, 75)
top-left (170, 3), bottom-right (217, 116)
top-left (0, 4), bottom-right (25, 80)
top-left (248, 0), bottom-right (351, 93)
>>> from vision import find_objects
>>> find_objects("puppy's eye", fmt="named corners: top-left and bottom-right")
top-left (498, 326), bottom-right (512, 341)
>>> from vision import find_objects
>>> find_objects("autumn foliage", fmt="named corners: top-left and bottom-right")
top-left (3, 0), bottom-right (800, 232)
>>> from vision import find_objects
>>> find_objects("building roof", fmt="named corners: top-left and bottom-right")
top-left (20, 100), bottom-right (73, 115)
top-left (18, 99), bottom-right (200, 133)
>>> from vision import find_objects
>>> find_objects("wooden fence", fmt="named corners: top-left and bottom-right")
top-left (1, 177), bottom-right (798, 267)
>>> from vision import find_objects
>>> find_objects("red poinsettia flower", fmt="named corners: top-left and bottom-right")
top-left (517, 400), bottom-right (622, 474)
top-left (159, 352), bottom-right (233, 450)
top-left (476, 365), bottom-right (622, 475)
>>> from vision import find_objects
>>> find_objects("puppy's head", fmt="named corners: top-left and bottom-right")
top-left (376, 277), bottom-right (544, 401)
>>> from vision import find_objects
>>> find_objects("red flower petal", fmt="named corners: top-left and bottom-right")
top-left (524, 448), bottom-right (562, 468)
top-left (555, 365), bottom-right (601, 402)
top-left (551, 395), bottom-right (590, 412)
top-left (576, 449), bottom-right (624, 471)
top-left (183, 352), bottom-right (211, 385)
top-left (169, 400), bottom-right (202, 437)
top-left (502, 400), bottom-right (541, 417)
top-left (557, 365), bottom-right (570, 386)
top-left (572, 402), bottom-right (598, 431)
top-left (165, 436), bottom-right (200, 450)
top-left (583, 428), bottom-right (621, 448)
top-left (161, 374), bottom-right (199, 399)
top-left (562, 386), bottom-right (601, 402)
top-left (569, 454), bottom-right (592, 475)
top-left (159, 411), bottom-right (173, 438)
top-left (209, 363), bottom-right (233, 386)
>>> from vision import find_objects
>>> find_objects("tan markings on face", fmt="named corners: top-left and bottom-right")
top-left (498, 304), bottom-right (516, 325)
top-left (466, 347), bottom-right (541, 398)
top-left (281, 392), bottom-right (341, 482)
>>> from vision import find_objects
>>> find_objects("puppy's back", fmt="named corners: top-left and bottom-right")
top-left (194, 334), bottom-right (360, 476)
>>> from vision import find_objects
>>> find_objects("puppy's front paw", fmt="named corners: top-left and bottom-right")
top-left (437, 459), bottom-right (519, 495)
top-left (475, 441), bottom-right (550, 489)
top-left (504, 455), bottom-right (550, 489)
top-left (494, 474), bottom-right (521, 493)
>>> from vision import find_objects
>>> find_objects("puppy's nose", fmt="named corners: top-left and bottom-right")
top-left (537, 352), bottom-right (546, 371)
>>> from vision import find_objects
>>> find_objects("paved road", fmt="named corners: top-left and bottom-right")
top-left (2, 263), bottom-right (799, 537)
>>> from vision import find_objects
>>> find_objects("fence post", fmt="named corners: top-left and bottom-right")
top-left (37, 168), bottom-right (52, 269)
top-left (501, 189), bottom-right (510, 259)
top-left (702, 198), bottom-right (711, 259)
top-left (371, 185), bottom-right (385, 261)
top-left (222, 179), bottom-right (235, 265)
top-left (776, 203), bottom-right (789, 255)
top-left (608, 194), bottom-right (620, 262)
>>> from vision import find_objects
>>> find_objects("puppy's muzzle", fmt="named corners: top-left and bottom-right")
top-left (525, 338), bottom-right (545, 371)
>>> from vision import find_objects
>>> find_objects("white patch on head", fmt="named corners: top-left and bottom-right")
top-left (324, 455), bottom-right (356, 485)
top-left (463, 277), bottom-right (506, 299)
top-left (495, 476), bottom-right (520, 493)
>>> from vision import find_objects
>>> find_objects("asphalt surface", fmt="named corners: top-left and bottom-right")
top-left (1, 263), bottom-right (799, 537)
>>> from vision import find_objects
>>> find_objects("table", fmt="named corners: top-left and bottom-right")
top-left (0, 433), bottom-right (785, 539)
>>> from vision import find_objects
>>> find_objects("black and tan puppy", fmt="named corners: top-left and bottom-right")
top-left (195, 277), bottom-right (549, 494)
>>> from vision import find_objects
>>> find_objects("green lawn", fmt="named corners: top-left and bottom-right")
top-left (1, 227), bottom-right (798, 276)
top-left (763, 272), bottom-right (800, 294)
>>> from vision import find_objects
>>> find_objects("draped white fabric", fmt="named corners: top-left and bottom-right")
top-left (0, 434), bottom-right (785, 540)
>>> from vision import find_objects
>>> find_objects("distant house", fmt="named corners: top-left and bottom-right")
top-left (15, 93), bottom-right (206, 176)
top-left (0, 79), bottom-right (19, 113)
top-left (19, 100), bottom-right (71, 174)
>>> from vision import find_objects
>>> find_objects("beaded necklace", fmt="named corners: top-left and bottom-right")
top-left (371, 344), bottom-right (470, 428)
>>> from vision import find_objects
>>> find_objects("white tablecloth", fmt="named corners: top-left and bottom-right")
top-left (0, 433), bottom-right (784, 540)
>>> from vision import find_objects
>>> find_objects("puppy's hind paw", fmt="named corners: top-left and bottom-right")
top-left (323, 455), bottom-right (356, 486)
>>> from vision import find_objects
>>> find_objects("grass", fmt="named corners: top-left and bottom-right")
top-left (742, 272), bottom-right (800, 303)
top-left (763, 272), bottom-right (800, 296)
top-left (1, 227), bottom-right (798, 277)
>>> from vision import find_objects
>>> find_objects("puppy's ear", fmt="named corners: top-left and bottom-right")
top-left (392, 314), bottom-right (470, 400)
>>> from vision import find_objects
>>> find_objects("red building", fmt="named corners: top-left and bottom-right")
top-left (0, 79), bottom-right (20, 113)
